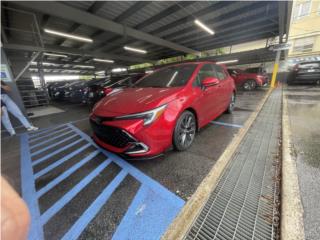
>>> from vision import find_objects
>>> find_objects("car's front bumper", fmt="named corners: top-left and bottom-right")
top-left (90, 112), bottom-right (175, 158)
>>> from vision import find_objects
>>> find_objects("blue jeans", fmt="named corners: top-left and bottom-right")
top-left (1, 94), bottom-right (32, 135)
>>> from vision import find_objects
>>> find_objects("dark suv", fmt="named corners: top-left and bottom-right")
top-left (288, 61), bottom-right (320, 85)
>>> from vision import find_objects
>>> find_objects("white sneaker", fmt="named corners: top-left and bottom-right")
top-left (27, 126), bottom-right (39, 131)
top-left (9, 132), bottom-right (16, 136)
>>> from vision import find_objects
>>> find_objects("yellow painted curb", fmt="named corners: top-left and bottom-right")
top-left (162, 88), bottom-right (273, 240)
top-left (281, 90), bottom-right (305, 240)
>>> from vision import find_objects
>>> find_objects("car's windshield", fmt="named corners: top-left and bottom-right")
top-left (134, 64), bottom-right (197, 88)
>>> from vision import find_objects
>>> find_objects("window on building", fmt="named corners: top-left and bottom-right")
top-left (293, 37), bottom-right (315, 52)
top-left (293, 1), bottom-right (312, 20)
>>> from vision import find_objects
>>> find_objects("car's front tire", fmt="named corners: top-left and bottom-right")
top-left (173, 111), bottom-right (196, 151)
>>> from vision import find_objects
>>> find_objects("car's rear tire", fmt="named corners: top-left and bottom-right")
top-left (243, 80), bottom-right (256, 91)
top-left (173, 111), bottom-right (196, 151)
top-left (226, 92), bottom-right (236, 114)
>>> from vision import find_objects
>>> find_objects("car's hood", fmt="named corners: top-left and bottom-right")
top-left (93, 87), bottom-right (181, 116)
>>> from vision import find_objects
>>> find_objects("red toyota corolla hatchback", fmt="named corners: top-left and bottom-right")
top-left (90, 62), bottom-right (236, 159)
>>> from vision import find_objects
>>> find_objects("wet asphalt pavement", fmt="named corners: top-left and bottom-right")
top-left (285, 84), bottom-right (320, 240)
top-left (1, 88), bottom-right (268, 239)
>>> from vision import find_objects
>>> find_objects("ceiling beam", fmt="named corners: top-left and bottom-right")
top-left (132, 11), bottom-right (278, 54)
top-left (167, 2), bottom-right (276, 43)
top-left (180, 21), bottom-right (278, 48)
top-left (135, 1), bottom-right (194, 30)
top-left (3, 43), bottom-right (155, 64)
top-left (114, 1), bottom-right (150, 23)
top-left (101, 1), bottom-right (195, 53)
top-left (105, 1), bottom-right (263, 54)
top-left (56, 1), bottom-right (107, 46)
top-left (77, 1), bottom-right (151, 50)
top-left (13, 1), bottom-right (199, 55)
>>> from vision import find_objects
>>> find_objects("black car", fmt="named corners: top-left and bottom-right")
top-left (47, 81), bottom-right (69, 99)
top-left (83, 73), bottom-right (144, 107)
top-left (288, 61), bottom-right (320, 85)
top-left (51, 81), bottom-right (82, 100)
top-left (67, 79), bottom-right (103, 103)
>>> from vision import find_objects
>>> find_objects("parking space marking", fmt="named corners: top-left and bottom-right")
top-left (41, 158), bottom-right (112, 225)
top-left (21, 123), bottom-right (185, 240)
top-left (210, 120), bottom-right (243, 128)
top-left (61, 170), bottom-right (128, 240)
top-left (32, 139), bottom-right (83, 166)
top-left (31, 134), bottom-right (78, 156)
top-left (30, 129), bottom-right (74, 150)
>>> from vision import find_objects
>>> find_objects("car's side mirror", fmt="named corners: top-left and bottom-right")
top-left (202, 77), bottom-right (220, 87)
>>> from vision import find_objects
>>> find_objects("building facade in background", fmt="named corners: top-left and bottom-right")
top-left (288, 0), bottom-right (320, 63)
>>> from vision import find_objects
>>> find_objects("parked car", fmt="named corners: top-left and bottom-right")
top-left (51, 81), bottom-right (81, 100)
top-left (67, 79), bottom-right (103, 103)
top-left (83, 73), bottom-right (144, 107)
top-left (90, 62), bottom-right (236, 159)
top-left (47, 81), bottom-right (69, 99)
top-left (287, 61), bottom-right (320, 85)
top-left (227, 68), bottom-right (268, 90)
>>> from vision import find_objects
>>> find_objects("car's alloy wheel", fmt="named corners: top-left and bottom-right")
top-left (173, 111), bottom-right (196, 151)
top-left (243, 80), bottom-right (256, 91)
top-left (226, 92), bottom-right (235, 113)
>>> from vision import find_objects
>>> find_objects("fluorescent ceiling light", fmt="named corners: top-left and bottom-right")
top-left (124, 46), bottom-right (147, 54)
top-left (44, 52), bottom-right (68, 58)
top-left (216, 59), bottom-right (239, 64)
top-left (44, 28), bottom-right (93, 43)
top-left (74, 65), bottom-right (95, 69)
top-left (32, 75), bottom-right (80, 81)
top-left (30, 61), bottom-right (59, 66)
top-left (194, 19), bottom-right (215, 35)
top-left (112, 68), bottom-right (127, 73)
top-left (93, 58), bottom-right (114, 63)
top-left (95, 71), bottom-right (106, 75)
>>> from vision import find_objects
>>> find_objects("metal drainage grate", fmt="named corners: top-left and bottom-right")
top-left (185, 89), bottom-right (282, 240)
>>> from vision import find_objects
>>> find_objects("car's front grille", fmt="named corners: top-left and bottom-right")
top-left (90, 119), bottom-right (136, 148)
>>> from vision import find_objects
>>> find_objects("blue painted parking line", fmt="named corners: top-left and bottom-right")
top-left (61, 170), bottom-right (128, 240)
top-left (28, 124), bottom-right (67, 138)
top-left (211, 120), bottom-right (243, 128)
top-left (31, 134), bottom-right (78, 156)
top-left (29, 125), bottom-right (70, 142)
top-left (32, 139), bottom-right (83, 166)
top-left (30, 129), bottom-right (74, 150)
top-left (21, 123), bottom-right (185, 240)
top-left (41, 158), bottom-right (112, 225)
top-left (36, 148), bottom-right (98, 198)
top-left (34, 145), bottom-right (96, 180)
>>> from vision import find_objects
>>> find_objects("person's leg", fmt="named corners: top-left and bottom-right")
top-left (1, 94), bottom-right (33, 129)
top-left (1, 106), bottom-right (16, 136)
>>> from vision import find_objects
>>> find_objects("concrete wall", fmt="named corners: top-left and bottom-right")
top-left (288, 0), bottom-right (320, 58)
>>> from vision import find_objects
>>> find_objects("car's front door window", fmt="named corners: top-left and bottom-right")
top-left (193, 64), bottom-right (217, 87)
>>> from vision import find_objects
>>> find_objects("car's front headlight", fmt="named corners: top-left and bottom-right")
top-left (114, 104), bottom-right (167, 125)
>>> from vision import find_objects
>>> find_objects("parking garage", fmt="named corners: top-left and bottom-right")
top-left (1, 1), bottom-right (319, 240)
